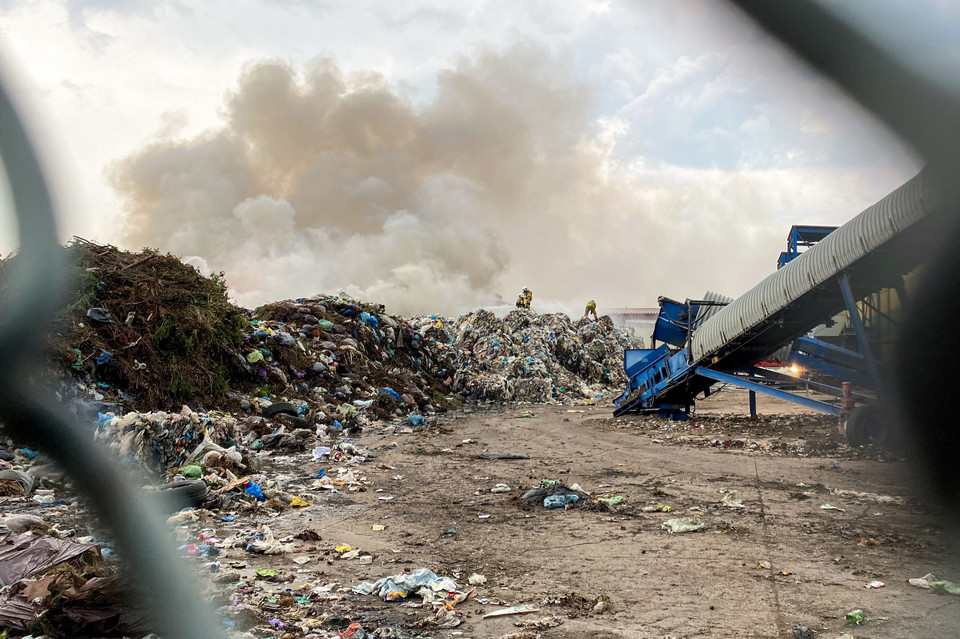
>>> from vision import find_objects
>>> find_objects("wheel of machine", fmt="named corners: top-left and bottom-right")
top-left (845, 404), bottom-right (886, 446)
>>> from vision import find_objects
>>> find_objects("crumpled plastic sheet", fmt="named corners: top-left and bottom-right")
top-left (0, 573), bottom-right (150, 636)
top-left (353, 568), bottom-right (460, 601)
top-left (0, 533), bottom-right (99, 586)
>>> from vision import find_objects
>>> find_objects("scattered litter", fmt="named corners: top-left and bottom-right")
top-left (477, 453), bottom-right (530, 460)
top-left (662, 517), bottom-right (706, 533)
top-left (483, 604), bottom-right (541, 618)
top-left (931, 580), bottom-right (960, 595)
top-left (722, 491), bottom-right (744, 508)
top-left (353, 568), bottom-right (463, 602)
top-left (909, 573), bottom-right (937, 589)
top-left (491, 483), bottom-right (512, 493)
top-left (246, 526), bottom-right (293, 555)
top-left (820, 504), bottom-right (845, 512)
top-left (544, 493), bottom-right (579, 509)
top-left (845, 609), bottom-right (865, 625)
top-left (865, 581), bottom-right (885, 589)
top-left (858, 538), bottom-right (880, 547)
top-left (642, 504), bottom-right (673, 512)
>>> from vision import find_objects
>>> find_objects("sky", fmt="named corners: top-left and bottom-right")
top-left (0, 0), bottom-right (956, 315)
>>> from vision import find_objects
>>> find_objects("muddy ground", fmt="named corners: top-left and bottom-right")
top-left (8, 387), bottom-right (960, 639)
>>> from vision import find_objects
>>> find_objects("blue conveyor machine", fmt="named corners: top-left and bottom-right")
top-left (614, 169), bottom-right (944, 421)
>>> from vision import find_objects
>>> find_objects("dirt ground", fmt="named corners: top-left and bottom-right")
top-left (8, 387), bottom-right (959, 639)
top-left (190, 387), bottom-right (960, 639)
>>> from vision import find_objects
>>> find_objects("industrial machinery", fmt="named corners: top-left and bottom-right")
top-left (614, 169), bottom-right (946, 445)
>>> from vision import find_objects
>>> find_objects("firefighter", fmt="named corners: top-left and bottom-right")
top-left (523, 288), bottom-right (533, 308)
top-left (583, 299), bottom-right (598, 320)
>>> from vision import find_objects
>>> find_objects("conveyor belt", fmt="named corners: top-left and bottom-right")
top-left (616, 168), bottom-right (949, 415)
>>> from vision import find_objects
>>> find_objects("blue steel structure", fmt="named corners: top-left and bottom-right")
top-left (777, 225), bottom-right (837, 269)
top-left (614, 170), bottom-right (942, 427)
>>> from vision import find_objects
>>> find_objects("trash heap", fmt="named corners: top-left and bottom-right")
top-left (41, 238), bottom-right (249, 409)
top-left (441, 310), bottom-right (636, 403)
top-left (245, 298), bottom-right (458, 418)
top-left (14, 240), bottom-right (637, 418)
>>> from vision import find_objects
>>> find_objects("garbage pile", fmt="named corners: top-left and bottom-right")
top-left (10, 240), bottom-right (637, 418)
top-left (245, 298), bottom-right (459, 418)
top-left (441, 310), bottom-right (637, 403)
top-left (40, 238), bottom-right (249, 409)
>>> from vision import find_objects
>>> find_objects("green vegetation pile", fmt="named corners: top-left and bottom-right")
top-left (46, 238), bottom-right (249, 409)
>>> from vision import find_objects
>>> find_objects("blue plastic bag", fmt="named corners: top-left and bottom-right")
top-left (543, 493), bottom-right (579, 509)
top-left (244, 481), bottom-right (265, 501)
top-left (379, 387), bottom-right (401, 402)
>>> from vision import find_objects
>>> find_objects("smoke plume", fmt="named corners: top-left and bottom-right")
top-left (112, 43), bottom-right (889, 315)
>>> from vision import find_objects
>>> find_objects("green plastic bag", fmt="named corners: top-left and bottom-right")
top-left (179, 465), bottom-right (202, 479)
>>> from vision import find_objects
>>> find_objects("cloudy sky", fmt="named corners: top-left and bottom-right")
top-left (0, 0), bottom-right (956, 315)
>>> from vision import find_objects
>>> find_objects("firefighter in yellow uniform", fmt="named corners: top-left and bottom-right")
top-left (515, 288), bottom-right (533, 309)
top-left (583, 299), bottom-right (598, 319)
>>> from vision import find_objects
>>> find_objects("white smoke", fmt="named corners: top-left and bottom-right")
top-left (111, 44), bottom-right (906, 315)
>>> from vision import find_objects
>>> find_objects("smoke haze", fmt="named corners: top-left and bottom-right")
top-left (112, 43), bottom-right (905, 315)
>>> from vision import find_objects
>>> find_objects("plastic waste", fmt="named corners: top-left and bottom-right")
top-left (544, 493), bottom-right (579, 509)
top-left (909, 573), bottom-right (937, 588)
top-left (722, 491), bottom-right (744, 508)
top-left (31, 489), bottom-right (56, 505)
top-left (408, 414), bottom-right (427, 426)
top-left (0, 470), bottom-right (35, 495)
top-left (482, 604), bottom-right (541, 618)
top-left (244, 482), bottom-right (265, 501)
top-left (353, 568), bottom-right (461, 601)
top-left (86, 307), bottom-right (117, 324)
top-left (845, 609), bottom-right (865, 625)
top-left (930, 579), bottom-right (960, 595)
top-left (179, 465), bottom-right (203, 479)
top-left (379, 387), bottom-right (402, 402)
top-left (661, 517), bottom-right (706, 533)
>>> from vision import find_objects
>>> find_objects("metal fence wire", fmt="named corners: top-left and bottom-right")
top-left (0, 1), bottom-right (958, 637)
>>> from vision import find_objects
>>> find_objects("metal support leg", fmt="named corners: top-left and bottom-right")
top-left (839, 275), bottom-right (882, 388)
top-left (749, 390), bottom-right (757, 419)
